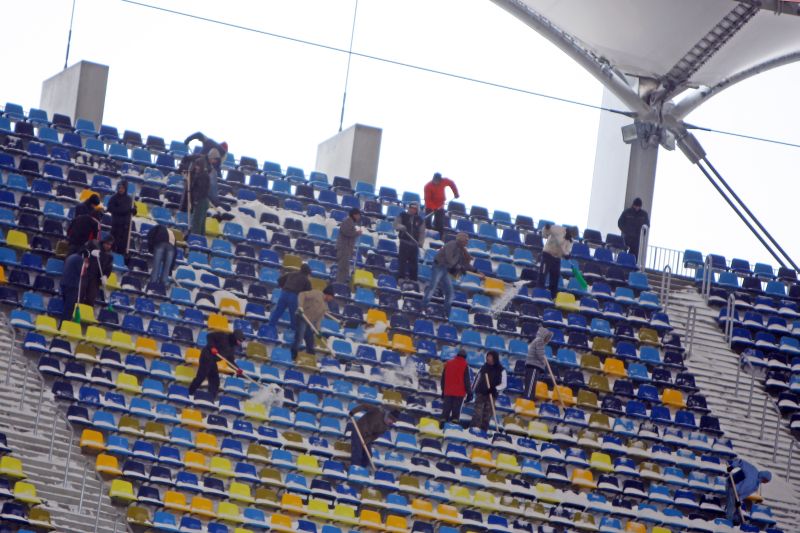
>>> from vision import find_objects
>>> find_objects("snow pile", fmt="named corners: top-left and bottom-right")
top-left (490, 280), bottom-right (527, 317)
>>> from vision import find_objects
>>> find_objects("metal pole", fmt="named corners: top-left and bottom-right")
top-left (77, 461), bottom-right (88, 513)
top-left (637, 224), bottom-right (649, 272)
top-left (787, 440), bottom-right (795, 482)
top-left (63, 434), bottom-right (74, 487)
top-left (725, 293), bottom-right (735, 349)
top-left (93, 478), bottom-right (103, 533)
top-left (660, 264), bottom-right (672, 312)
top-left (746, 372), bottom-right (755, 418)
top-left (759, 391), bottom-right (768, 436)
top-left (4, 332), bottom-right (14, 385)
top-left (18, 361), bottom-right (28, 410)
top-left (33, 386), bottom-right (44, 435)
top-left (734, 355), bottom-right (742, 397)
top-left (773, 413), bottom-right (781, 461)
top-left (47, 413), bottom-right (58, 460)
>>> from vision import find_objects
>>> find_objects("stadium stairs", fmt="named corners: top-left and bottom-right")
top-left (648, 270), bottom-right (800, 530)
top-left (0, 312), bottom-right (124, 532)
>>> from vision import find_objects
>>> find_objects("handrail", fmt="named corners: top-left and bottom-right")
top-left (637, 224), bottom-right (649, 272)
top-left (2, 312), bottom-right (16, 386)
top-left (684, 306), bottom-right (698, 360)
top-left (725, 293), bottom-right (736, 349)
top-left (659, 264), bottom-right (673, 312)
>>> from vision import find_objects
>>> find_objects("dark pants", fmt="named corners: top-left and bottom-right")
top-left (111, 222), bottom-right (130, 255)
top-left (61, 285), bottom-right (79, 322)
top-left (190, 198), bottom-right (209, 235)
top-left (441, 395), bottom-right (464, 424)
top-left (425, 208), bottom-right (446, 237)
top-left (79, 275), bottom-right (100, 306)
top-left (625, 235), bottom-right (640, 260)
top-left (470, 393), bottom-right (494, 431)
top-left (524, 365), bottom-right (541, 399)
top-left (292, 316), bottom-right (316, 357)
top-left (397, 241), bottom-right (419, 281)
top-left (350, 426), bottom-right (371, 468)
top-left (188, 352), bottom-right (220, 400)
top-left (538, 251), bottom-right (561, 296)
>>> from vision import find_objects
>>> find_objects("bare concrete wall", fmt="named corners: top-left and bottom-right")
top-left (40, 61), bottom-right (108, 126)
top-left (316, 124), bottom-right (382, 186)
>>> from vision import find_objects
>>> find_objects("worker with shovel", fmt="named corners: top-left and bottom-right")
top-left (469, 350), bottom-right (506, 432)
top-left (189, 329), bottom-right (246, 403)
top-left (293, 285), bottom-right (336, 358)
top-left (726, 458), bottom-right (771, 525)
top-left (394, 201), bottom-right (426, 282)
top-left (348, 405), bottom-right (401, 469)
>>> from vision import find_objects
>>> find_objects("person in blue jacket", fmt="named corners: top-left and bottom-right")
top-left (726, 458), bottom-right (771, 524)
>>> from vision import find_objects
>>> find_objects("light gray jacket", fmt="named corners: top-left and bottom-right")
top-left (336, 216), bottom-right (360, 254)
top-left (526, 327), bottom-right (554, 369)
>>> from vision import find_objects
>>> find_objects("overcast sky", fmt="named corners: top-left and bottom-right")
top-left (3, 0), bottom-right (800, 269)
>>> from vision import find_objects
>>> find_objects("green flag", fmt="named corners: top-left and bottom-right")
top-left (72, 303), bottom-right (81, 324)
top-left (571, 264), bottom-right (588, 291)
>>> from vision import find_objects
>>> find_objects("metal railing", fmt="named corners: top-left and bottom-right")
top-left (637, 224), bottom-right (649, 272)
top-left (659, 265), bottom-right (673, 313)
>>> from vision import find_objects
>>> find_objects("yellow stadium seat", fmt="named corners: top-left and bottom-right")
top-left (255, 487), bottom-right (279, 508)
top-left (651, 528), bottom-right (672, 533)
top-left (534, 483), bottom-right (561, 504)
top-left (353, 269), bottom-right (377, 288)
top-left (625, 521), bottom-right (647, 533)
top-left (144, 421), bottom-right (168, 442)
top-left (602, 357), bottom-right (627, 377)
top-left (190, 496), bottom-right (216, 519)
top-left (210, 456), bottom-right (235, 477)
top-left (0, 265), bottom-right (5, 284)
top-left (580, 353), bottom-right (602, 373)
top-left (6, 230), bottom-right (30, 250)
top-left (528, 421), bottom-right (553, 440)
top-left (0, 456), bottom-right (25, 479)
top-left (296, 454), bottom-right (322, 475)
top-left (418, 417), bottom-right (442, 437)
top-left (639, 462), bottom-right (662, 480)
top-left (105, 272), bottom-right (121, 290)
top-left (295, 352), bottom-right (317, 371)
top-left (470, 448), bottom-right (494, 467)
top-left (483, 277), bottom-right (505, 296)
top-left (181, 408), bottom-right (205, 429)
top-left (164, 490), bottom-right (189, 512)
top-left (638, 327), bottom-right (661, 346)
top-left (118, 415), bottom-right (142, 435)
top-left (661, 388), bottom-right (685, 408)
top-left (577, 389), bottom-right (599, 410)
top-left (513, 397), bottom-right (536, 417)
top-left (207, 313), bottom-right (232, 332)
top-left (219, 297), bottom-right (244, 316)
top-left (79, 429), bottom-right (106, 453)
top-left (58, 319), bottom-right (83, 340)
top-left (95, 453), bottom-right (122, 477)
top-left (34, 315), bottom-right (58, 335)
top-left (551, 384), bottom-right (576, 405)
top-left (13, 481), bottom-right (41, 504)
top-left (534, 381), bottom-right (550, 401)
top-left (115, 372), bottom-right (141, 393)
top-left (228, 481), bottom-right (255, 504)
top-left (79, 189), bottom-right (99, 203)
top-left (410, 499), bottom-right (436, 520)
top-left (109, 479), bottom-right (137, 503)
top-left (184, 451), bottom-right (209, 473)
top-left (502, 414), bottom-right (527, 435)
top-left (85, 325), bottom-right (110, 346)
top-left (134, 202), bottom-right (150, 218)
top-left (449, 485), bottom-right (472, 505)
top-left (427, 359), bottom-right (443, 378)
top-left (175, 365), bottom-right (196, 384)
top-left (195, 432), bottom-right (220, 453)
top-left (205, 217), bottom-right (221, 237)
top-left (74, 343), bottom-right (98, 364)
top-left (385, 514), bottom-right (409, 533)
top-left (333, 504), bottom-right (358, 525)
top-left (259, 467), bottom-right (283, 487)
top-left (282, 254), bottom-right (303, 271)
top-left (110, 330), bottom-right (135, 351)
top-left (571, 468), bottom-right (597, 488)
top-left (588, 374), bottom-right (611, 394)
top-left (367, 331), bottom-right (391, 347)
top-left (247, 443), bottom-right (270, 464)
top-left (588, 412), bottom-right (611, 431)
top-left (573, 512), bottom-right (597, 530)
top-left (73, 304), bottom-right (97, 324)
top-left (246, 342), bottom-right (268, 360)
top-left (496, 453), bottom-right (521, 473)
top-left (392, 333), bottom-right (415, 353)
top-left (126, 505), bottom-right (150, 527)
top-left (365, 308), bottom-right (387, 325)
top-left (307, 498), bottom-right (332, 520)
top-left (244, 401), bottom-right (268, 421)
top-left (135, 336), bottom-right (159, 356)
top-left (359, 509), bottom-right (384, 529)
top-left (269, 513), bottom-right (294, 532)
top-left (184, 347), bottom-right (201, 365)
top-left (554, 292), bottom-right (579, 312)
top-left (473, 490), bottom-right (498, 511)
top-left (590, 452), bottom-right (614, 472)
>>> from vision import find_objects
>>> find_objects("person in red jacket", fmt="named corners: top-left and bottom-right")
top-left (440, 349), bottom-right (473, 424)
top-left (424, 172), bottom-right (459, 237)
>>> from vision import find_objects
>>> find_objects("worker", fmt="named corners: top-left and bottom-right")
top-left (188, 329), bottom-right (246, 402)
top-left (423, 172), bottom-right (458, 236)
top-left (348, 404), bottom-right (400, 467)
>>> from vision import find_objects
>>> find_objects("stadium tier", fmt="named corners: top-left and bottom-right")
top-left (0, 103), bottom-right (787, 533)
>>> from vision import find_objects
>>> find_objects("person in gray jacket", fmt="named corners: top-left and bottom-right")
top-left (336, 208), bottom-right (362, 283)
top-left (422, 232), bottom-right (481, 316)
top-left (394, 201), bottom-right (426, 281)
top-left (524, 327), bottom-right (554, 398)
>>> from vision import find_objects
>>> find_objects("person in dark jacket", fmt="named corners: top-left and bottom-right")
top-left (726, 458), bottom-right (771, 524)
top-left (182, 154), bottom-right (212, 236)
top-left (147, 224), bottom-right (177, 288)
top-left (440, 350), bottom-right (473, 424)
top-left (106, 180), bottom-right (136, 255)
top-left (525, 327), bottom-right (554, 399)
top-left (61, 252), bottom-right (86, 321)
top-left (66, 210), bottom-right (102, 255)
top-left (184, 132), bottom-right (227, 206)
top-left (617, 197), bottom-right (650, 260)
top-left (80, 235), bottom-right (114, 306)
top-left (335, 208), bottom-right (362, 283)
top-left (422, 232), bottom-right (481, 316)
top-left (188, 329), bottom-right (245, 402)
top-left (268, 264), bottom-right (312, 329)
top-left (73, 193), bottom-right (101, 218)
top-left (348, 404), bottom-right (400, 467)
top-left (470, 351), bottom-right (507, 432)
top-left (394, 202), bottom-right (426, 281)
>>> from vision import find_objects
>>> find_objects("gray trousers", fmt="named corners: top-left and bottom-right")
top-left (470, 393), bottom-right (494, 431)
top-left (336, 247), bottom-right (354, 283)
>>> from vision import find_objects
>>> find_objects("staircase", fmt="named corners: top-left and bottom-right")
top-left (649, 270), bottom-right (800, 530)
top-left (0, 316), bottom-right (125, 533)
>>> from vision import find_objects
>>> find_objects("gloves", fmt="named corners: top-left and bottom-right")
top-left (454, 194), bottom-right (460, 199)
top-left (727, 465), bottom-right (734, 474)
top-left (90, 249), bottom-right (100, 258)
top-left (210, 347), bottom-right (219, 356)
top-left (236, 368), bottom-right (244, 377)
top-left (131, 206), bottom-right (138, 215)
top-left (100, 276), bottom-right (108, 286)
top-left (489, 386), bottom-right (498, 397)
top-left (396, 224), bottom-right (406, 232)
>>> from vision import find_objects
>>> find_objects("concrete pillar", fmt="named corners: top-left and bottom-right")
top-left (315, 124), bottom-right (382, 187)
top-left (40, 61), bottom-right (109, 126)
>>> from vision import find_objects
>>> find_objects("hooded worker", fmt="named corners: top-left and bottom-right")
top-left (80, 234), bottom-right (114, 307)
top-left (524, 327), bottom-right (554, 399)
top-left (394, 201), bottom-right (426, 281)
top-left (617, 197), bottom-right (650, 260)
top-left (188, 329), bottom-right (246, 402)
top-left (440, 349), bottom-right (473, 424)
top-left (470, 351), bottom-right (506, 432)
top-left (348, 404), bottom-right (401, 468)
top-left (73, 193), bottom-right (101, 218)
top-left (335, 208), bottom-right (362, 283)
top-left (106, 180), bottom-right (136, 255)
top-left (726, 458), bottom-right (771, 524)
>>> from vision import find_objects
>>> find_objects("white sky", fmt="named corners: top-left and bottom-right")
top-left (3, 0), bottom-right (800, 268)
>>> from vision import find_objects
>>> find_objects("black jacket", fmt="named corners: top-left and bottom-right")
top-left (179, 155), bottom-right (211, 207)
top-left (350, 404), bottom-right (392, 446)
top-left (67, 214), bottom-right (101, 248)
top-left (83, 240), bottom-right (113, 282)
top-left (201, 331), bottom-right (239, 365)
top-left (396, 210), bottom-right (425, 246)
top-left (107, 192), bottom-right (135, 226)
top-left (146, 224), bottom-right (177, 274)
top-left (474, 361), bottom-right (504, 396)
top-left (74, 197), bottom-right (100, 219)
top-left (278, 271), bottom-right (312, 294)
top-left (617, 207), bottom-right (650, 241)
top-left (184, 132), bottom-right (226, 171)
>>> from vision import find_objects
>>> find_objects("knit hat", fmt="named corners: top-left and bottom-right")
top-left (632, 197), bottom-right (643, 207)
top-left (456, 349), bottom-right (467, 358)
top-left (220, 142), bottom-right (228, 153)
top-left (232, 329), bottom-right (245, 343)
top-left (300, 264), bottom-right (311, 275)
top-left (455, 232), bottom-right (469, 244)
top-left (207, 148), bottom-right (221, 160)
top-left (101, 233), bottom-right (115, 244)
top-left (349, 207), bottom-right (361, 217)
top-left (322, 285), bottom-right (336, 296)
top-left (118, 180), bottom-right (128, 193)
top-left (759, 471), bottom-right (772, 483)
top-left (87, 194), bottom-right (101, 206)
